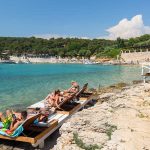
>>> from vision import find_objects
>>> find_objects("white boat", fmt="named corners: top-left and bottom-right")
top-left (0, 60), bottom-right (16, 64)
top-left (83, 59), bottom-right (94, 64)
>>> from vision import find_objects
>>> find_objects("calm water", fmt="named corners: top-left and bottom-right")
top-left (0, 64), bottom-right (141, 111)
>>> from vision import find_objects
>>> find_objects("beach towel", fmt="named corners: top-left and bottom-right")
top-left (0, 114), bottom-right (40, 138)
top-left (0, 124), bottom-right (24, 137)
top-left (0, 122), bottom-right (4, 129)
top-left (2, 115), bottom-right (12, 129)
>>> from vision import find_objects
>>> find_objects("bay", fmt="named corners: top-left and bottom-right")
top-left (0, 64), bottom-right (141, 111)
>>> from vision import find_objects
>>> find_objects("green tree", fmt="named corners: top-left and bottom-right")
top-left (116, 37), bottom-right (125, 48)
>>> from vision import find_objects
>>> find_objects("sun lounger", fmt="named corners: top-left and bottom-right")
top-left (0, 114), bottom-right (58, 148)
top-left (0, 88), bottom-right (95, 148)
top-left (0, 114), bottom-right (40, 137)
top-left (55, 83), bottom-right (88, 110)
top-left (55, 93), bottom-right (76, 110)
top-left (75, 83), bottom-right (88, 99)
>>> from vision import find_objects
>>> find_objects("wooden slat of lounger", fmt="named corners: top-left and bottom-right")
top-left (0, 135), bottom-right (35, 144)
top-left (56, 93), bottom-right (94, 115)
top-left (80, 93), bottom-right (96, 100)
top-left (68, 103), bottom-right (81, 115)
top-left (26, 119), bottom-right (57, 132)
top-left (80, 97), bottom-right (88, 100)
top-left (34, 119), bottom-right (58, 141)
top-left (56, 103), bottom-right (81, 115)
top-left (0, 120), bottom-right (58, 144)
top-left (142, 73), bottom-right (150, 76)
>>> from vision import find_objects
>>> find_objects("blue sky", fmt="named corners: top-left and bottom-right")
top-left (0, 0), bottom-right (149, 39)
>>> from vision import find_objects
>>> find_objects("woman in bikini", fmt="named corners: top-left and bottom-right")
top-left (44, 90), bottom-right (61, 109)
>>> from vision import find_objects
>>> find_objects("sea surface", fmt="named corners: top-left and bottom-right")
top-left (0, 64), bottom-right (141, 111)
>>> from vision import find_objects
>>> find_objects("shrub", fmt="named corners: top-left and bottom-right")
top-left (73, 132), bottom-right (102, 150)
top-left (105, 123), bottom-right (117, 140)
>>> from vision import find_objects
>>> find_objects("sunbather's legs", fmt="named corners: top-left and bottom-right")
top-left (0, 112), bottom-right (2, 121)
top-left (0, 112), bottom-right (2, 117)
top-left (0, 112), bottom-right (4, 121)
top-left (6, 110), bottom-right (12, 117)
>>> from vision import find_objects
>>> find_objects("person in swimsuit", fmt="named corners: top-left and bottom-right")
top-left (8, 110), bottom-right (27, 133)
top-left (44, 90), bottom-right (61, 109)
top-left (0, 110), bottom-right (27, 134)
top-left (65, 81), bottom-right (80, 94)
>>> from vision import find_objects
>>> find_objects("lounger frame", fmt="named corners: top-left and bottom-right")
top-left (0, 92), bottom-right (95, 148)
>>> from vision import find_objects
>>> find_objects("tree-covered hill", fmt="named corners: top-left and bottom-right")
top-left (0, 34), bottom-right (150, 59)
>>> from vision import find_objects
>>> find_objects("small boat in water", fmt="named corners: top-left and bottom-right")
top-left (0, 60), bottom-right (16, 64)
top-left (83, 59), bottom-right (94, 64)
top-left (16, 60), bottom-right (32, 64)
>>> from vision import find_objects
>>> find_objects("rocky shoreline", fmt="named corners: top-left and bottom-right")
top-left (0, 82), bottom-right (150, 150)
top-left (53, 82), bottom-right (150, 150)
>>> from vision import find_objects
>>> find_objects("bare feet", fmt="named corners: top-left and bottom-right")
top-left (0, 112), bottom-right (2, 118)
top-left (6, 110), bottom-right (12, 117)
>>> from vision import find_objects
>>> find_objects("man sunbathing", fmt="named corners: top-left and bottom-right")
top-left (44, 89), bottom-right (74, 109)
top-left (64, 81), bottom-right (80, 94)
top-left (44, 90), bottom-right (61, 108)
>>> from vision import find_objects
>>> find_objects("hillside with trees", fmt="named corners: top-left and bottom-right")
top-left (0, 34), bottom-right (150, 59)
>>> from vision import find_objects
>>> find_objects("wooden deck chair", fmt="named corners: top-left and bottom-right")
top-left (55, 83), bottom-right (88, 110)
top-left (0, 114), bottom-right (40, 138)
top-left (75, 83), bottom-right (88, 99)
top-left (23, 114), bottom-right (41, 130)
top-left (55, 93), bottom-right (76, 110)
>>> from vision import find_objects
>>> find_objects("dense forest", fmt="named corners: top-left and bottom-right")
top-left (0, 34), bottom-right (150, 59)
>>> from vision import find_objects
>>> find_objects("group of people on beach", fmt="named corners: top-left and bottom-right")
top-left (0, 81), bottom-right (79, 134)
top-left (44, 81), bottom-right (79, 110)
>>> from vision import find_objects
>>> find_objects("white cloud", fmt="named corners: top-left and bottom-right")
top-left (33, 15), bottom-right (150, 40)
top-left (105, 15), bottom-right (150, 40)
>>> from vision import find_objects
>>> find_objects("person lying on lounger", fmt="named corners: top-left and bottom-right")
top-left (7, 110), bottom-right (27, 134)
top-left (64, 81), bottom-right (80, 94)
top-left (44, 89), bottom-right (74, 109)
top-left (44, 89), bottom-right (61, 109)
top-left (0, 110), bottom-right (27, 133)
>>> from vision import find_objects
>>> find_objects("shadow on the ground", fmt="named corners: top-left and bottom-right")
top-left (0, 129), bottom-right (60, 150)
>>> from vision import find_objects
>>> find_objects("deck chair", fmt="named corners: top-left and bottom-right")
top-left (75, 83), bottom-right (88, 99)
top-left (0, 114), bottom-right (40, 138)
top-left (55, 83), bottom-right (88, 109)
top-left (55, 93), bottom-right (76, 110)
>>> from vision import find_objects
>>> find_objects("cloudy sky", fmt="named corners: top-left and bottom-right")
top-left (0, 0), bottom-right (149, 39)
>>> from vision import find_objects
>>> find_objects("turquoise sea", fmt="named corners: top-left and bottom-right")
top-left (0, 64), bottom-right (141, 111)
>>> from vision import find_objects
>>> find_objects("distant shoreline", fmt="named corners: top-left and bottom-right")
top-left (0, 56), bottom-right (144, 65)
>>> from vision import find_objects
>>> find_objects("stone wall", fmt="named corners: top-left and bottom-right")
top-left (121, 51), bottom-right (150, 64)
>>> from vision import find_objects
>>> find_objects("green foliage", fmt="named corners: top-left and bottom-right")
top-left (0, 34), bottom-right (149, 59)
top-left (116, 37), bottom-right (125, 48)
top-left (97, 48), bottom-right (121, 58)
top-left (105, 123), bottom-right (117, 140)
top-left (73, 132), bottom-right (102, 150)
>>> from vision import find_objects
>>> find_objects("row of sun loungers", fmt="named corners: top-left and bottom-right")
top-left (0, 83), bottom-right (95, 148)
